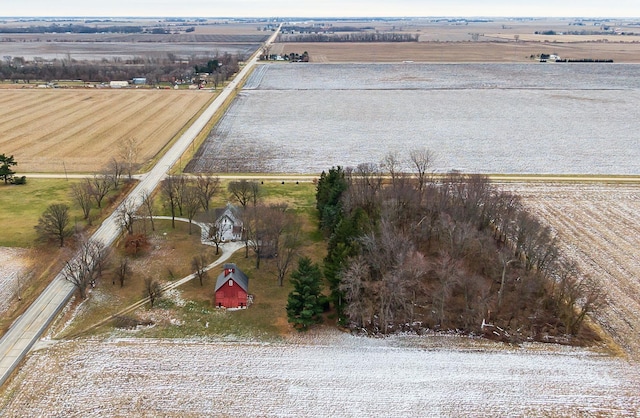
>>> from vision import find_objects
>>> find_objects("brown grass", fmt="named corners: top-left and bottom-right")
top-left (0, 89), bottom-right (213, 172)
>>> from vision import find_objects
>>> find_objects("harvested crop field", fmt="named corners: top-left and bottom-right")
top-left (513, 183), bottom-right (640, 361)
top-left (187, 63), bottom-right (640, 175)
top-left (0, 89), bottom-right (213, 172)
top-left (278, 41), bottom-right (640, 63)
top-left (1, 331), bottom-right (638, 416)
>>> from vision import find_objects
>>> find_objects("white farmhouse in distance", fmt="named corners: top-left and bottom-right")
top-left (109, 81), bottom-right (129, 88)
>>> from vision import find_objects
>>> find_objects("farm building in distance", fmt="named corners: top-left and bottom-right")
top-left (109, 81), bottom-right (129, 88)
top-left (215, 263), bottom-right (249, 309)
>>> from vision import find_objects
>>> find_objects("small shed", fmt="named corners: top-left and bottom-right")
top-left (215, 263), bottom-right (249, 308)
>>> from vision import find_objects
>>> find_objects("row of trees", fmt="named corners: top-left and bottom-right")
top-left (35, 138), bottom-right (139, 248)
top-left (279, 32), bottom-right (419, 43)
top-left (317, 150), bottom-right (603, 342)
top-left (0, 52), bottom-right (242, 85)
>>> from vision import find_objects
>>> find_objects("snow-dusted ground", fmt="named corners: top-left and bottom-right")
top-left (2, 184), bottom-right (640, 416)
top-left (0, 247), bottom-right (28, 314)
top-left (512, 183), bottom-right (640, 361)
top-left (1, 330), bottom-right (638, 417)
top-left (188, 64), bottom-right (640, 175)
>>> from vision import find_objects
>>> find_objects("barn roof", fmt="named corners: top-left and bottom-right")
top-left (215, 263), bottom-right (249, 292)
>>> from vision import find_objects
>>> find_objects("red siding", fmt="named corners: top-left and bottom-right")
top-left (215, 279), bottom-right (248, 308)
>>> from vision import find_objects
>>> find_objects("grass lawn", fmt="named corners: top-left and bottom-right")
top-left (57, 181), bottom-right (326, 341)
top-left (0, 179), bottom-right (83, 247)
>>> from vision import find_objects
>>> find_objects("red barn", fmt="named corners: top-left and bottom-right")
top-left (214, 263), bottom-right (249, 308)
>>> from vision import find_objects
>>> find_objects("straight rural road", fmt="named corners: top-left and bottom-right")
top-left (0, 26), bottom-right (281, 387)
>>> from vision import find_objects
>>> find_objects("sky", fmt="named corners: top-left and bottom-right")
top-left (1, 0), bottom-right (638, 18)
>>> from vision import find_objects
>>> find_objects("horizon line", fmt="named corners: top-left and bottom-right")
top-left (2, 15), bottom-right (639, 20)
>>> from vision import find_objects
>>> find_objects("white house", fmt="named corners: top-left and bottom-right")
top-left (213, 203), bottom-right (243, 242)
top-left (109, 81), bottom-right (129, 88)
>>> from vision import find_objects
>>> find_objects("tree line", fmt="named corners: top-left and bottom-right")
top-left (0, 52), bottom-right (242, 85)
top-left (317, 150), bottom-right (603, 343)
top-left (0, 24), bottom-right (144, 34)
top-left (279, 32), bottom-right (419, 43)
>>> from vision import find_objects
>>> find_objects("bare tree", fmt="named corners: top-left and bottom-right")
top-left (119, 137), bottom-right (139, 180)
top-left (380, 151), bottom-right (403, 187)
top-left (245, 204), bottom-right (286, 269)
top-left (115, 198), bottom-right (137, 235)
top-left (228, 180), bottom-right (260, 209)
top-left (408, 147), bottom-right (435, 192)
top-left (429, 251), bottom-right (462, 327)
top-left (140, 190), bottom-right (156, 232)
top-left (205, 216), bottom-right (224, 255)
top-left (71, 182), bottom-right (93, 220)
top-left (275, 218), bottom-right (302, 286)
top-left (182, 183), bottom-right (201, 235)
top-left (62, 239), bottom-right (107, 299)
top-left (35, 203), bottom-right (72, 247)
top-left (107, 158), bottom-right (125, 189)
top-left (191, 254), bottom-right (209, 286)
top-left (87, 174), bottom-right (111, 209)
top-left (161, 176), bottom-right (179, 228)
top-left (144, 277), bottom-right (163, 307)
top-left (194, 174), bottom-right (219, 213)
top-left (115, 256), bottom-right (131, 287)
top-left (172, 175), bottom-right (187, 217)
top-left (343, 163), bottom-right (383, 218)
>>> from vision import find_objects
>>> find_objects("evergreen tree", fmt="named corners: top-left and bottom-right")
top-left (323, 208), bottom-right (369, 323)
top-left (0, 153), bottom-right (17, 184)
top-left (286, 257), bottom-right (323, 331)
top-left (316, 166), bottom-right (347, 235)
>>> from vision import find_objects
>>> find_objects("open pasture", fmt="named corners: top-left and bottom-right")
top-left (0, 89), bottom-right (212, 173)
top-left (187, 63), bottom-right (640, 175)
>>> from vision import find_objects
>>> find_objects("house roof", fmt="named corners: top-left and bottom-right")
top-left (214, 203), bottom-right (242, 225)
top-left (215, 263), bottom-right (249, 292)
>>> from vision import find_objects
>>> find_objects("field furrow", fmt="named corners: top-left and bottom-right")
top-left (514, 184), bottom-right (640, 359)
top-left (0, 90), bottom-right (212, 172)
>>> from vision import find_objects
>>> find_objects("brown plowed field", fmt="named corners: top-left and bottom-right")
top-left (0, 89), bottom-right (212, 172)
top-left (510, 183), bottom-right (640, 359)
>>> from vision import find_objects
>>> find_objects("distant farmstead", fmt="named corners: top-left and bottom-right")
top-left (109, 80), bottom-right (129, 88)
top-left (215, 263), bottom-right (249, 308)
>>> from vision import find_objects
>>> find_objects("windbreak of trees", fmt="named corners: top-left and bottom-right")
top-left (0, 24), bottom-right (144, 34)
top-left (0, 52), bottom-right (242, 84)
top-left (319, 156), bottom-right (603, 344)
top-left (280, 32), bottom-right (419, 42)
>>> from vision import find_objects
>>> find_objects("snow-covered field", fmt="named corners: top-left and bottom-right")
top-left (1, 330), bottom-right (639, 417)
top-left (187, 63), bottom-right (640, 175)
top-left (513, 183), bottom-right (640, 361)
top-left (0, 247), bottom-right (28, 314)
